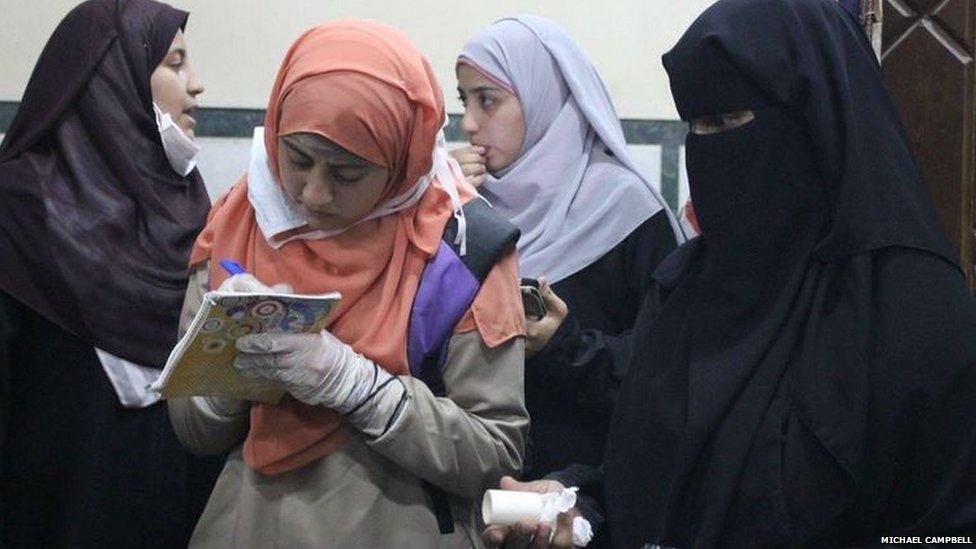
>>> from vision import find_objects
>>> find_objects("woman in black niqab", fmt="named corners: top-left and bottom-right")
top-left (603, 0), bottom-right (976, 546)
top-left (0, 0), bottom-right (218, 546)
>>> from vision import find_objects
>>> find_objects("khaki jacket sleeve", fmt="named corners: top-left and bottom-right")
top-left (365, 332), bottom-right (528, 498)
top-left (167, 263), bottom-right (250, 456)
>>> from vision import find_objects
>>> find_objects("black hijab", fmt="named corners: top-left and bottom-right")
top-left (604, 0), bottom-right (966, 546)
top-left (0, 0), bottom-right (210, 367)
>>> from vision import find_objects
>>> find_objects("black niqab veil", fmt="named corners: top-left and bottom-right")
top-left (604, 0), bottom-right (976, 546)
top-left (0, 0), bottom-right (210, 367)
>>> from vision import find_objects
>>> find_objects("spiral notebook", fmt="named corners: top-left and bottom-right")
top-left (151, 290), bottom-right (341, 403)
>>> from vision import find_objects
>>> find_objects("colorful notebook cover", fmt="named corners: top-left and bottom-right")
top-left (151, 291), bottom-right (341, 403)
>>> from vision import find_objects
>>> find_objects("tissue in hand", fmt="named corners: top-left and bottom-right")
top-left (482, 487), bottom-right (594, 546)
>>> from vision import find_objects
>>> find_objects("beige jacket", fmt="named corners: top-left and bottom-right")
top-left (168, 266), bottom-right (528, 548)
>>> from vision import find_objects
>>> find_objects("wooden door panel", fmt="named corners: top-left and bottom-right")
top-left (935, 0), bottom-right (972, 48)
top-left (882, 0), bottom-right (975, 287)
top-left (883, 3), bottom-right (918, 44)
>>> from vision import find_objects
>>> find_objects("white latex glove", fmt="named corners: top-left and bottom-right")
top-left (192, 394), bottom-right (249, 418)
top-left (218, 273), bottom-right (293, 294)
top-left (234, 330), bottom-right (407, 436)
top-left (209, 273), bottom-right (292, 412)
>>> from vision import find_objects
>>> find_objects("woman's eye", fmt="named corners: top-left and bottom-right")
top-left (479, 94), bottom-right (496, 109)
top-left (287, 153), bottom-right (313, 168)
top-left (701, 115), bottom-right (724, 127)
top-left (690, 115), bottom-right (723, 134)
top-left (690, 110), bottom-right (755, 134)
top-left (330, 167), bottom-right (366, 184)
top-left (722, 110), bottom-right (755, 128)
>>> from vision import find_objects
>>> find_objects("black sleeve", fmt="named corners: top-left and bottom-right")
top-left (0, 295), bottom-right (21, 549)
top-left (797, 249), bottom-right (976, 545)
top-left (527, 211), bottom-right (678, 416)
top-left (876, 252), bottom-right (976, 539)
top-left (895, 360), bottom-right (976, 539)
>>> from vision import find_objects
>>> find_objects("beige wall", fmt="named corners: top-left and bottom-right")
top-left (0, 0), bottom-right (716, 119)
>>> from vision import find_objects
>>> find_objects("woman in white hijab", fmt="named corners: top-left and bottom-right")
top-left (452, 15), bottom-right (684, 541)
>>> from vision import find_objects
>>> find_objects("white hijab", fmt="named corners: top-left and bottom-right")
top-left (458, 16), bottom-right (684, 283)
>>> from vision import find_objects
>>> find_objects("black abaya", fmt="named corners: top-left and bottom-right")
top-left (603, 0), bottom-right (976, 546)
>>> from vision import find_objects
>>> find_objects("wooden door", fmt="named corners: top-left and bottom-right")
top-left (881, 0), bottom-right (976, 289)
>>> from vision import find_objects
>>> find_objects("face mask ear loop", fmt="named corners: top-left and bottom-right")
top-left (432, 125), bottom-right (468, 256)
top-left (151, 102), bottom-right (201, 177)
top-left (152, 102), bottom-right (169, 128)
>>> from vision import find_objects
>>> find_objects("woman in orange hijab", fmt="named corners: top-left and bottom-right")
top-left (168, 20), bottom-right (528, 547)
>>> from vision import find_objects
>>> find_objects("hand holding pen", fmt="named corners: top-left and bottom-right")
top-left (216, 259), bottom-right (294, 294)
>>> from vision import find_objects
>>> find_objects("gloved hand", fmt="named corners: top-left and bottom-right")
top-left (193, 394), bottom-right (249, 418)
top-left (211, 273), bottom-right (291, 412)
top-left (218, 273), bottom-right (293, 294)
top-left (234, 330), bottom-right (407, 435)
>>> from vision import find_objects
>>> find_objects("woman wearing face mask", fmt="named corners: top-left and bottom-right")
top-left (0, 0), bottom-right (218, 546)
top-left (168, 19), bottom-right (528, 547)
top-left (452, 15), bottom-right (684, 506)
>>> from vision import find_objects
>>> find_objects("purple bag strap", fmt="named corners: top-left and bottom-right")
top-left (406, 241), bottom-right (479, 394)
top-left (406, 198), bottom-right (519, 395)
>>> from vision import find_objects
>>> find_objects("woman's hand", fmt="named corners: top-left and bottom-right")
top-left (197, 394), bottom-right (250, 417)
top-left (482, 476), bottom-right (579, 549)
top-left (234, 330), bottom-right (374, 412)
top-left (525, 278), bottom-right (568, 358)
top-left (207, 273), bottom-right (293, 413)
top-left (217, 273), bottom-right (293, 294)
top-left (450, 145), bottom-right (488, 188)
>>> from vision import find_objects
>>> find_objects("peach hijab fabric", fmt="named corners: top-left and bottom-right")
top-left (190, 20), bottom-right (524, 475)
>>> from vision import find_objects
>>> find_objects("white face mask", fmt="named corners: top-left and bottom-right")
top-left (152, 102), bottom-right (201, 177)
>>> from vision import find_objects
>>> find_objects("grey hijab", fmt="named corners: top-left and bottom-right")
top-left (458, 15), bottom-right (683, 283)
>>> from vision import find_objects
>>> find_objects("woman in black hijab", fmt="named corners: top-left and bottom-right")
top-left (0, 0), bottom-right (218, 546)
top-left (601, 0), bottom-right (976, 546)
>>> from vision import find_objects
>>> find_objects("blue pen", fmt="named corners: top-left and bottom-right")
top-left (219, 259), bottom-right (247, 276)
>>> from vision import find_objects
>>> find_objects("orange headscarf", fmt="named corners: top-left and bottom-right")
top-left (190, 20), bottom-right (524, 475)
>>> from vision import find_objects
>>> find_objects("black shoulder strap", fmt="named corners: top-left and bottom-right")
top-left (442, 197), bottom-right (520, 282)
